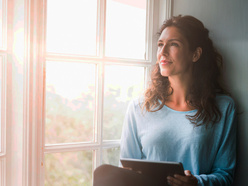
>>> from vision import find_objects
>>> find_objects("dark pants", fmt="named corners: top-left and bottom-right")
top-left (93, 164), bottom-right (157, 186)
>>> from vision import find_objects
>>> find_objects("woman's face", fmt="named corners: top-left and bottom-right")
top-left (157, 26), bottom-right (195, 79)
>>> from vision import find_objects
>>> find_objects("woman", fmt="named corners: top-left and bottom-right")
top-left (120, 15), bottom-right (237, 185)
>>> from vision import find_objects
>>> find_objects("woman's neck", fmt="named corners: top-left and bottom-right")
top-left (165, 75), bottom-right (194, 111)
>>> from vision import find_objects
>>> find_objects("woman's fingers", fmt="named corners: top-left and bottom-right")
top-left (167, 176), bottom-right (182, 186)
top-left (166, 170), bottom-right (198, 186)
top-left (184, 170), bottom-right (192, 176)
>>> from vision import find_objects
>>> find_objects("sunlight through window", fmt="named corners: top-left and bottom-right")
top-left (46, 0), bottom-right (97, 55)
top-left (105, 0), bottom-right (147, 59)
top-left (45, 61), bottom-right (96, 144)
top-left (44, 0), bottom-right (151, 185)
top-left (45, 151), bottom-right (93, 185)
top-left (103, 65), bottom-right (145, 140)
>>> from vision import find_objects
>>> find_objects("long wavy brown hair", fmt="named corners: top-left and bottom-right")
top-left (143, 15), bottom-right (229, 127)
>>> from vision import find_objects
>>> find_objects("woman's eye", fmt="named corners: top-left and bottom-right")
top-left (157, 43), bottom-right (163, 47)
top-left (171, 42), bottom-right (179, 47)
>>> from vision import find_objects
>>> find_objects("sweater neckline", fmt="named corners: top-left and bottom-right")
top-left (163, 104), bottom-right (197, 113)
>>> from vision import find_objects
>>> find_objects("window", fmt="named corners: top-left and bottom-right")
top-left (43, 0), bottom-right (154, 185)
top-left (0, 0), bottom-right (6, 185)
top-left (0, 0), bottom-right (172, 185)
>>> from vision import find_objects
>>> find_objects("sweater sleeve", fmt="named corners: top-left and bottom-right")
top-left (120, 100), bottom-right (142, 161)
top-left (195, 101), bottom-right (237, 186)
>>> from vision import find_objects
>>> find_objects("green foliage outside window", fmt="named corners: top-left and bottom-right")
top-left (45, 84), bottom-right (140, 185)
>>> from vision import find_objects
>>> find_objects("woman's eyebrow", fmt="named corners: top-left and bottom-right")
top-left (168, 39), bottom-right (183, 43)
top-left (157, 38), bottom-right (184, 43)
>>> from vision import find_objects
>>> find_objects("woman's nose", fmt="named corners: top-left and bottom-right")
top-left (161, 45), bottom-right (169, 56)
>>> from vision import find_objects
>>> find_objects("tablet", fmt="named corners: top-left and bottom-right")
top-left (120, 158), bottom-right (184, 185)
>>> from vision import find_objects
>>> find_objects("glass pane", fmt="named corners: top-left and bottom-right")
top-left (46, 0), bottom-right (97, 55)
top-left (102, 147), bottom-right (120, 166)
top-left (105, 0), bottom-right (147, 59)
top-left (45, 151), bottom-right (93, 186)
top-left (103, 65), bottom-right (144, 140)
top-left (0, 0), bottom-right (3, 48)
top-left (45, 61), bottom-right (96, 144)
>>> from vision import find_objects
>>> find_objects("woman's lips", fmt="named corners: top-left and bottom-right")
top-left (160, 60), bottom-right (171, 65)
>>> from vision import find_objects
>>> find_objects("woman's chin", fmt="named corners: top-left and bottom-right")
top-left (160, 70), bottom-right (169, 77)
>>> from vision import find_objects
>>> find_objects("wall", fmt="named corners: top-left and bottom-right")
top-left (172, 0), bottom-right (248, 185)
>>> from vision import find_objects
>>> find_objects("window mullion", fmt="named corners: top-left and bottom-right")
top-left (95, 0), bottom-right (106, 169)
top-left (46, 53), bottom-right (153, 64)
top-left (95, 62), bottom-right (104, 168)
top-left (98, 0), bottom-right (106, 58)
top-left (146, 0), bottom-right (154, 61)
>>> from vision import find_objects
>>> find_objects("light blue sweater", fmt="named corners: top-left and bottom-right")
top-left (120, 95), bottom-right (237, 185)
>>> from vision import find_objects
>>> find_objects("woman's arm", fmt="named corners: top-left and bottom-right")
top-left (196, 102), bottom-right (237, 186)
top-left (120, 100), bottom-right (142, 160)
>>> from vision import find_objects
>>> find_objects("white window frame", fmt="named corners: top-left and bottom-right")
top-left (22, 0), bottom-right (172, 186)
top-left (0, 0), bottom-right (7, 155)
top-left (44, 0), bottom-right (154, 177)
top-left (0, 0), bottom-right (7, 185)
top-left (0, 54), bottom-right (6, 157)
top-left (44, 0), bottom-right (154, 183)
top-left (0, 53), bottom-right (6, 186)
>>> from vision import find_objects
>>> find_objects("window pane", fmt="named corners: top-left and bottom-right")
top-left (45, 61), bottom-right (95, 144)
top-left (0, 0), bottom-right (3, 48)
top-left (102, 147), bottom-right (120, 166)
top-left (105, 0), bottom-right (147, 59)
top-left (45, 151), bottom-right (93, 186)
top-left (46, 0), bottom-right (97, 55)
top-left (103, 65), bottom-right (144, 140)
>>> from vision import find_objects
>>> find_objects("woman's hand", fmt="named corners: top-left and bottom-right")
top-left (167, 170), bottom-right (198, 186)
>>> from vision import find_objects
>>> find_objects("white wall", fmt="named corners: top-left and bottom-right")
top-left (171, 0), bottom-right (248, 185)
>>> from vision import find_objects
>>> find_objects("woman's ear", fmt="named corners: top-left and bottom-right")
top-left (192, 47), bottom-right (202, 62)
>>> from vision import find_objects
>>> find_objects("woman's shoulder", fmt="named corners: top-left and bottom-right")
top-left (215, 94), bottom-right (236, 110)
top-left (126, 96), bottom-right (146, 115)
top-left (129, 96), bottom-right (144, 107)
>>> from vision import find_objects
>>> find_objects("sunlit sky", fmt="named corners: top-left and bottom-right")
top-left (46, 61), bottom-right (144, 101)
top-left (46, 61), bottom-right (95, 100)
top-left (47, 0), bottom-right (146, 58)
top-left (105, 0), bottom-right (146, 59)
top-left (0, 0), bottom-right (148, 149)
top-left (46, 0), bottom-right (147, 101)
